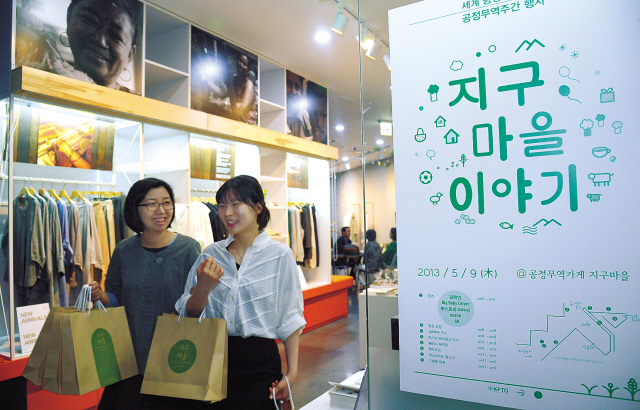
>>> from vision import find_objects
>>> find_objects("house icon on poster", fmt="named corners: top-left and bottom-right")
top-left (444, 129), bottom-right (459, 144)
top-left (434, 116), bottom-right (446, 128)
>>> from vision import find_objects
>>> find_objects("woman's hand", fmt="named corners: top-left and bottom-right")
top-left (186, 257), bottom-right (223, 317)
top-left (195, 257), bottom-right (224, 292)
top-left (269, 373), bottom-right (295, 402)
top-left (89, 281), bottom-right (109, 305)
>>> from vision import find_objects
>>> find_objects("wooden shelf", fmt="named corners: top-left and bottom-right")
top-left (144, 60), bottom-right (188, 88)
top-left (260, 175), bottom-right (286, 182)
top-left (259, 99), bottom-right (285, 114)
top-left (12, 67), bottom-right (339, 161)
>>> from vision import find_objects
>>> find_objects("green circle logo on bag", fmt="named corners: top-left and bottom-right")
top-left (168, 339), bottom-right (197, 373)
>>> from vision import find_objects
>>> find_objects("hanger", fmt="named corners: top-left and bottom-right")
top-left (18, 186), bottom-right (33, 198)
top-left (70, 190), bottom-right (85, 201)
top-left (70, 182), bottom-right (85, 201)
top-left (49, 189), bottom-right (60, 201)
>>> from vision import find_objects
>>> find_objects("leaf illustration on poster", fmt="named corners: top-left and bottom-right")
top-left (390, 1), bottom-right (640, 409)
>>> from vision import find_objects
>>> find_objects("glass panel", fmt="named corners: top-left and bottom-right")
top-left (0, 97), bottom-right (11, 358)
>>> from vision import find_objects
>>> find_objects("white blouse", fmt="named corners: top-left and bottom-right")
top-left (176, 230), bottom-right (306, 340)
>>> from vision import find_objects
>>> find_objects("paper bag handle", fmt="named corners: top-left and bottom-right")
top-left (273, 375), bottom-right (295, 410)
top-left (177, 302), bottom-right (207, 323)
top-left (74, 284), bottom-right (108, 316)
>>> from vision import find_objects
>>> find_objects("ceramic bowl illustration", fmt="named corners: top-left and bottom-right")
top-left (592, 147), bottom-right (611, 158)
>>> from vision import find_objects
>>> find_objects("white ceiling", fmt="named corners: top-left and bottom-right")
top-left (146, 0), bottom-right (417, 172)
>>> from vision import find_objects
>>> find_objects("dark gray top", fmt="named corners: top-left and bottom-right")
top-left (105, 233), bottom-right (201, 373)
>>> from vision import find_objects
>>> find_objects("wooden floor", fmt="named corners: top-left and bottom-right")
top-left (279, 292), bottom-right (361, 407)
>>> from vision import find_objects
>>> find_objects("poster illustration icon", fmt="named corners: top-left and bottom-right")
top-left (415, 128), bottom-right (427, 142)
top-left (600, 88), bottom-right (615, 103)
top-left (444, 129), bottom-right (459, 144)
top-left (419, 170), bottom-right (433, 184)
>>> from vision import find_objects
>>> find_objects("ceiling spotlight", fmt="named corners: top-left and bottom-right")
top-left (335, 125), bottom-right (345, 131)
top-left (383, 53), bottom-right (391, 70)
top-left (360, 28), bottom-right (374, 50)
top-left (376, 139), bottom-right (384, 145)
top-left (379, 120), bottom-right (392, 137)
top-left (345, 163), bottom-right (351, 170)
top-left (315, 31), bottom-right (331, 44)
top-left (331, 7), bottom-right (348, 34)
top-left (342, 156), bottom-right (349, 161)
top-left (366, 39), bottom-right (381, 60)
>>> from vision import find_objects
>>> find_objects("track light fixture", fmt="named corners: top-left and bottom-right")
top-left (383, 53), bottom-right (391, 70)
top-left (360, 28), bottom-right (374, 50)
top-left (331, 7), bottom-right (348, 34)
top-left (366, 38), bottom-right (381, 59)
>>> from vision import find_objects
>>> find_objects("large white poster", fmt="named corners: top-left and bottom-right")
top-left (389, 1), bottom-right (640, 409)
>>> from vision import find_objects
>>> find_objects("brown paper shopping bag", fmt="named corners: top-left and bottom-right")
top-left (59, 306), bottom-right (138, 395)
top-left (23, 307), bottom-right (75, 387)
top-left (141, 314), bottom-right (228, 403)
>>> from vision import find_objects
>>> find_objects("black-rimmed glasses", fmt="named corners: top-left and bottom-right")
top-left (137, 201), bottom-right (174, 211)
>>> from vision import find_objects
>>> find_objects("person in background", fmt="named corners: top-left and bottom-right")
top-left (177, 175), bottom-right (305, 410)
top-left (334, 226), bottom-right (351, 266)
top-left (382, 227), bottom-right (397, 268)
top-left (90, 178), bottom-right (201, 410)
top-left (363, 229), bottom-right (383, 285)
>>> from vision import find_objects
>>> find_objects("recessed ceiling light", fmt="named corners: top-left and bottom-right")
top-left (335, 125), bottom-right (345, 131)
top-left (315, 31), bottom-right (331, 43)
top-left (376, 139), bottom-right (384, 145)
top-left (342, 156), bottom-right (349, 161)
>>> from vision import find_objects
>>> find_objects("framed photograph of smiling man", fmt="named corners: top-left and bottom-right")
top-left (14, 0), bottom-right (143, 95)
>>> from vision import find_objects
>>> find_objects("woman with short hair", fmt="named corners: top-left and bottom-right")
top-left (90, 177), bottom-right (201, 409)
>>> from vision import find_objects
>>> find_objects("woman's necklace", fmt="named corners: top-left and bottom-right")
top-left (230, 245), bottom-right (246, 263)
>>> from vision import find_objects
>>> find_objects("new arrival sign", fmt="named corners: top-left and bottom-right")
top-left (389, 1), bottom-right (639, 409)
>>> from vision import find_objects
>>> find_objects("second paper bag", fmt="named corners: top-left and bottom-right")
top-left (141, 314), bottom-right (228, 403)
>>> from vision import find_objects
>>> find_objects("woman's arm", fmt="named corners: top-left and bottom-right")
top-left (185, 256), bottom-right (224, 317)
top-left (235, 79), bottom-right (255, 119)
top-left (270, 327), bottom-right (302, 401)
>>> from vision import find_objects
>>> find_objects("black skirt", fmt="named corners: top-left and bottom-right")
top-left (226, 335), bottom-right (283, 399)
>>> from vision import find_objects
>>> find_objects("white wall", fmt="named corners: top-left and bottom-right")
top-left (335, 160), bottom-right (396, 249)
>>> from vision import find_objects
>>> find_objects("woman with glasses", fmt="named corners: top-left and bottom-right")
top-left (90, 178), bottom-right (201, 410)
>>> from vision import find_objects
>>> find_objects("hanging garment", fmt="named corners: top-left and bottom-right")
top-left (67, 198), bottom-right (103, 305)
top-left (42, 192), bottom-right (65, 307)
top-left (2, 195), bottom-right (46, 306)
top-left (56, 199), bottom-right (71, 307)
top-left (63, 198), bottom-right (82, 289)
top-left (311, 205), bottom-right (319, 268)
top-left (204, 203), bottom-right (228, 242)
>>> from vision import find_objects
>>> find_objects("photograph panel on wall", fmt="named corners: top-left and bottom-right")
top-left (286, 154), bottom-right (308, 189)
top-left (14, 105), bottom-right (115, 170)
top-left (191, 26), bottom-right (259, 125)
top-left (190, 137), bottom-right (236, 181)
top-left (286, 70), bottom-right (328, 144)
top-left (15, 0), bottom-right (143, 94)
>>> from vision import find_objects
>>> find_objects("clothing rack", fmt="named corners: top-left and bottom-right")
top-left (190, 188), bottom-right (217, 193)
top-left (10, 176), bottom-right (116, 187)
top-left (79, 191), bottom-right (121, 197)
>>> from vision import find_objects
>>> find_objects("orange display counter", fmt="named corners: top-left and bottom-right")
top-left (301, 275), bottom-right (354, 333)
top-left (0, 357), bottom-right (103, 410)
